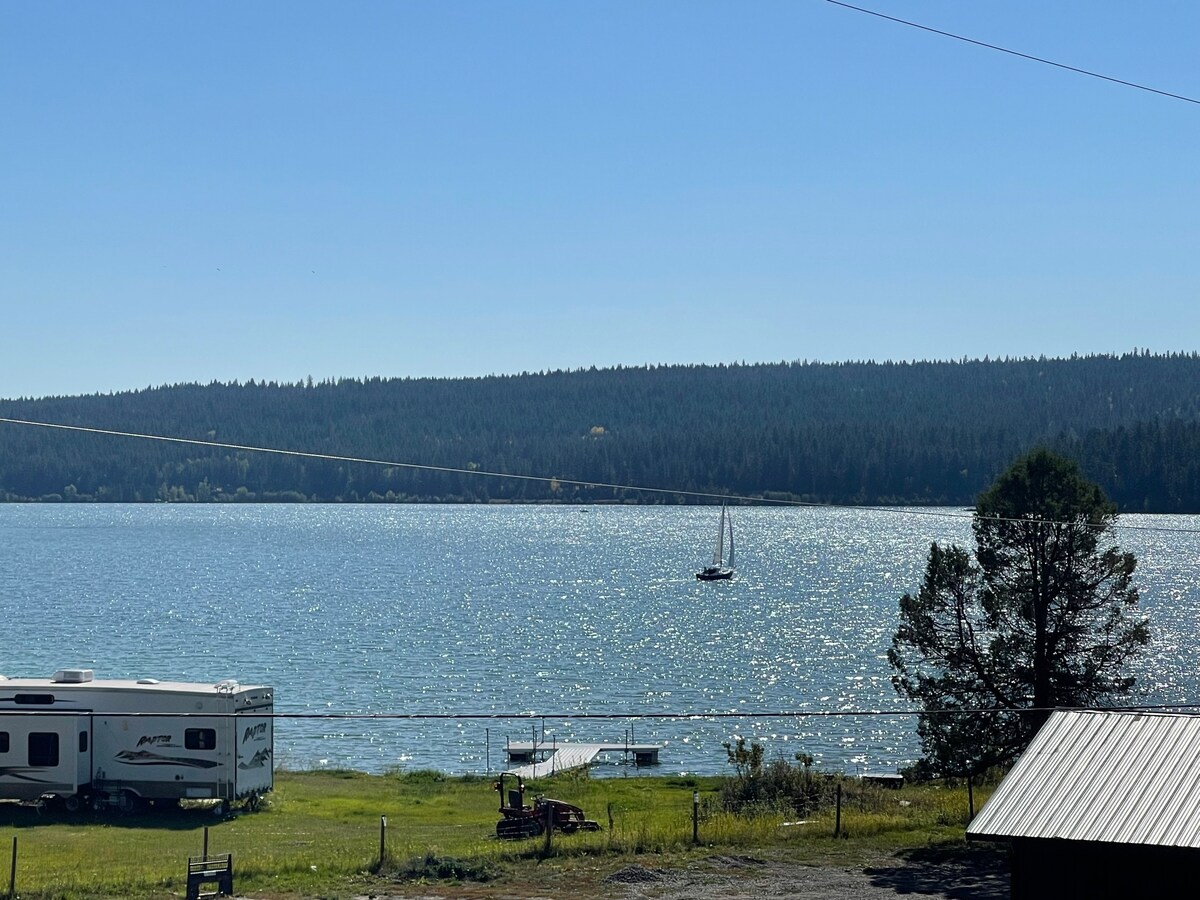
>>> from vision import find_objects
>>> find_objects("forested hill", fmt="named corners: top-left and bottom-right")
top-left (3, 353), bottom-right (1200, 511)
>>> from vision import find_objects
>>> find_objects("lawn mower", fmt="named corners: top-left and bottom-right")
top-left (493, 772), bottom-right (601, 839)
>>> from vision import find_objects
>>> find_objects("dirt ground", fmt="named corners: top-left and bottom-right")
top-left (599, 849), bottom-right (1009, 900)
top-left (351, 844), bottom-right (1010, 900)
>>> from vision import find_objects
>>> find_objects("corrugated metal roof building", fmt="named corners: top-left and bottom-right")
top-left (968, 709), bottom-right (1200, 898)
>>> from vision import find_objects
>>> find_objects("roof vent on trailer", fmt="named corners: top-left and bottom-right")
top-left (51, 669), bottom-right (94, 684)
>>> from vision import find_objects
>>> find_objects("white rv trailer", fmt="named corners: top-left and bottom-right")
top-left (0, 669), bottom-right (272, 811)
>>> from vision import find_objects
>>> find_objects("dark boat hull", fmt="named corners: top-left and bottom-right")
top-left (696, 567), bottom-right (733, 581)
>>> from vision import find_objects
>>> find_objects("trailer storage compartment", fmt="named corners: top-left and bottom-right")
top-left (234, 706), bottom-right (274, 801)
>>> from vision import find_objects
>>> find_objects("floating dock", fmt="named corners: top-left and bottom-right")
top-left (503, 740), bottom-right (662, 778)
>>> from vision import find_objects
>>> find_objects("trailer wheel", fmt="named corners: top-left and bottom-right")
top-left (116, 791), bottom-right (138, 814)
top-left (63, 795), bottom-right (82, 813)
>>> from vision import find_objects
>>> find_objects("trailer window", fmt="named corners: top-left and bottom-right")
top-left (0, 732), bottom-right (8, 753)
top-left (185, 728), bottom-right (217, 751)
top-left (29, 733), bottom-right (59, 767)
top-left (14, 694), bottom-right (54, 705)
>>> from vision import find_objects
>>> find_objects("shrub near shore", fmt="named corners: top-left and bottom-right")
top-left (0, 768), bottom-right (991, 899)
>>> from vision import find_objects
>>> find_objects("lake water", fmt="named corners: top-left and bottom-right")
top-left (2, 504), bottom-right (1199, 776)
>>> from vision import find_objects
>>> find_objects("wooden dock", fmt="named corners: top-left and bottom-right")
top-left (503, 740), bottom-right (662, 778)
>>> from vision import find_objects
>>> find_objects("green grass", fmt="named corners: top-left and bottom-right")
top-left (0, 770), bottom-right (994, 898)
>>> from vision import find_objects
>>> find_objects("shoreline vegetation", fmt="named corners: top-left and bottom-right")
top-left (3, 353), bottom-right (1200, 512)
top-left (0, 768), bottom-right (998, 899)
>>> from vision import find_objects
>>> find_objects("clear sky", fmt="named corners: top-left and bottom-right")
top-left (2, 1), bottom-right (1197, 400)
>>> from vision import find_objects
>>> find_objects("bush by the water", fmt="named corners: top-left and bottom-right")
top-left (720, 739), bottom-right (902, 819)
top-left (720, 739), bottom-right (829, 816)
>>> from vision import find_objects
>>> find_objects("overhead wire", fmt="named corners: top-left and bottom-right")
top-left (164, 703), bottom-right (1200, 720)
top-left (4, 5), bottom-right (1197, 743)
top-left (0, 414), bottom-right (1194, 726)
top-left (11, 704), bottom-right (1199, 721)
top-left (3, 415), bottom-right (1200, 533)
top-left (825, 0), bottom-right (1200, 106)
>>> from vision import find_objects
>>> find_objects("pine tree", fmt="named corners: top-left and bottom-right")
top-left (889, 449), bottom-right (1149, 776)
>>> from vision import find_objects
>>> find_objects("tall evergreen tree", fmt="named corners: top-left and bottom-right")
top-left (888, 448), bottom-right (1149, 776)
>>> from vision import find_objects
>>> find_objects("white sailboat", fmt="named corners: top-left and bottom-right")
top-left (695, 503), bottom-right (735, 581)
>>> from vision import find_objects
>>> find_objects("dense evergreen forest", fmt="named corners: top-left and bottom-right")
top-left (2, 353), bottom-right (1200, 511)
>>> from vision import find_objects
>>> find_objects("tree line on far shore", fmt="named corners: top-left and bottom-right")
top-left (2, 352), bottom-right (1200, 510)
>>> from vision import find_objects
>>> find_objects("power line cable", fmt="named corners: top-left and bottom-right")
top-left (3, 415), bottom-right (1200, 533)
top-left (12, 704), bottom-right (1198, 720)
top-left (825, 0), bottom-right (1200, 106)
top-left (0, 421), bottom-right (1187, 742)
top-left (0, 415), bottom-right (746, 502)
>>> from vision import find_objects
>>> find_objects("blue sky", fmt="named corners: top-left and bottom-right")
top-left (2, 1), bottom-right (1197, 399)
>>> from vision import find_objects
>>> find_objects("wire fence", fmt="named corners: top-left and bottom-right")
top-left (0, 702), bottom-right (1172, 896)
top-left (0, 763), bottom-right (977, 899)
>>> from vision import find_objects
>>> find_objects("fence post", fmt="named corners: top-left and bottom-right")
top-left (967, 776), bottom-right (975, 821)
top-left (692, 791), bottom-right (699, 845)
top-left (203, 826), bottom-right (209, 859)
top-left (834, 783), bottom-right (842, 837)
top-left (379, 816), bottom-right (388, 867)
top-left (541, 801), bottom-right (553, 857)
top-left (8, 836), bottom-right (16, 900)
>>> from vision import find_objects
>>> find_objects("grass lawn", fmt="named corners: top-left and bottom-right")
top-left (0, 769), bottom-right (993, 898)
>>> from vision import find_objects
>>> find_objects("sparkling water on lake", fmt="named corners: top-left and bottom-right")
top-left (2, 504), bottom-right (1198, 776)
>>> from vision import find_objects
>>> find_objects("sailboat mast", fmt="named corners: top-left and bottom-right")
top-left (713, 503), bottom-right (726, 566)
top-left (720, 508), bottom-right (729, 571)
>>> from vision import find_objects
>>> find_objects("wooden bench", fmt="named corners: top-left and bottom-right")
top-left (186, 853), bottom-right (233, 900)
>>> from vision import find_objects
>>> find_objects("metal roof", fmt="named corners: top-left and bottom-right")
top-left (968, 709), bottom-right (1200, 848)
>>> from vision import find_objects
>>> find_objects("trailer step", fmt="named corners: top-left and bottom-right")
top-left (186, 853), bottom-right (233, 900)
